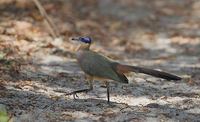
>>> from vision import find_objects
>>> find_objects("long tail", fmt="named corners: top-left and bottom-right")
top-left (116, 64), bottom-right (182, 80)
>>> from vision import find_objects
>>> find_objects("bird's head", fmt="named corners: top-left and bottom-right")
top-left (71, 36), bottom-right (92, 50)
top-left (71, 37), bottom-right (92, 44)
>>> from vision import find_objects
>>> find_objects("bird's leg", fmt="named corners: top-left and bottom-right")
top-left (66, 77), bottom-right (93, 99)
top-left (105, 81), bottom-right (110, 103)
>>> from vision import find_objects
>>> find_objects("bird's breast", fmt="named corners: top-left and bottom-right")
top-left (75, 51), bottom-right (92, 73)
top-left (76, 51), bottom-right (85, 63)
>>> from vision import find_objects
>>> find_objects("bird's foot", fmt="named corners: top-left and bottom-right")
top-left (66, 88), bottom-right (92, 99)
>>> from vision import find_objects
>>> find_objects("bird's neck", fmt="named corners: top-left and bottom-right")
top-left (76, 44), bottom-right (91, 51)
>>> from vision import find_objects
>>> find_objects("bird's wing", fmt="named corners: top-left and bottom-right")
top-left (78, 51), bottom-right (127, 83)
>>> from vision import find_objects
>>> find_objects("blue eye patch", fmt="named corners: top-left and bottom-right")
top-left (79, 37), bottom-right (92, 44)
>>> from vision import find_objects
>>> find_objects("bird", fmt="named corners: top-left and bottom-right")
top-left (67, 36), bottom-right (182, 103)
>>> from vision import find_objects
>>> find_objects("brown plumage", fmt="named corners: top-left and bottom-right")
top-left (115, 64), bottom-right (181, 80)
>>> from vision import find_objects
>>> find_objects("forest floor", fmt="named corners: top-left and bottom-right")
top-left (0, 0), bottom-right (200, 121)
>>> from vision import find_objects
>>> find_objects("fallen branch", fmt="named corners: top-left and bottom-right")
top-left (32, 0), bottom-right (59, 38)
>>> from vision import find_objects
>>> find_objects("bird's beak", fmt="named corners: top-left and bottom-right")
top-left (71, 37), bottom-right (80, 41)
top-left (69, 37), bottom-right (81, 51)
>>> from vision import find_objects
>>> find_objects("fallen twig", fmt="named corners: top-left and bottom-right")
top-left (32, 0), bottom-right (59, 38)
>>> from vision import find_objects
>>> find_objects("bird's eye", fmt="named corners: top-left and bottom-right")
top-left (79, 37), bottom-right (92, 44)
